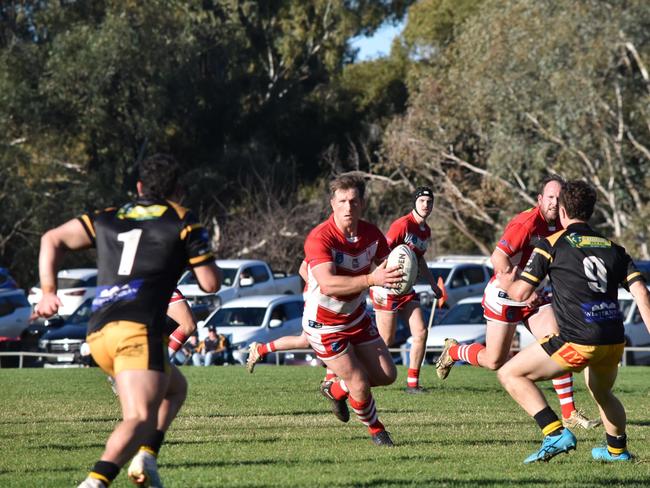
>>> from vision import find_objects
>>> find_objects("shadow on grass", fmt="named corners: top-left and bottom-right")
top-left (163, 458), bottom-right (300, 469)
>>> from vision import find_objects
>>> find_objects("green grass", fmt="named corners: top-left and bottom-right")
top-left (1, 365), bottom-right (650, 487)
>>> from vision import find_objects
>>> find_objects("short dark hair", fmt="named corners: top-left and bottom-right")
top-left (559, 180), bottom-right (597, 221)
top-left (329, 174), bottom-right (365, 201)
top-left (539, 174), bottom-right (565, 195)
top-left (138, 153), bottom-right (180, 200)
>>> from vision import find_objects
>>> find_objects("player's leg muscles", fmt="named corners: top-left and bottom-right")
top-left (355, 339), bottom-right (397, 387)
top-left (480, 321), bottom-right (518, 370)
top-left (584, 365), bottom-right (625, 435)
top-left (374, 310), bottom-right (397, 346)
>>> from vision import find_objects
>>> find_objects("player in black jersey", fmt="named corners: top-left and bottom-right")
top-left (495, 180), bottom-right (650, 464)
top-left (36, 154), bottom-right (220, 488)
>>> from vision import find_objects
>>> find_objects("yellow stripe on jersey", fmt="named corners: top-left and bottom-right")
top-left (546, 229), bottom-right (566, 247)
top-left (180, 223), bottom-right (202, 240)
top-left (521, 271), bottom-right (541, 283)
top-left (80, 214), bottom-right (96, 238)
top-left (167, 200), bottom-right (188, 220)
top-left (533, 247), bottom-right (553, 262)
top-left (626, 271), bottom-right (641, 283)
top-left (542, 420), bottom-right (562, 437)
top-left (189, 253), bottom-right (214, 265)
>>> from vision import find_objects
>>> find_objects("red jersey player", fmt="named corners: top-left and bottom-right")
top-left (436, 174), bottom-right (599, 429)
top-left (370, 186), bottom-right (442, 393)
top-left (304, 174), bottom-right (403, 446)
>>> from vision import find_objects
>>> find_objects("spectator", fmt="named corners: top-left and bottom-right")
top-left (193, 326), bottom-right (230, 366)
top-left (172, 334), bottom-right (198, 366)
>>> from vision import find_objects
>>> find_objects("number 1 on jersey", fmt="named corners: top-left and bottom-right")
top-left (117, 229), bottom-right (143, 276)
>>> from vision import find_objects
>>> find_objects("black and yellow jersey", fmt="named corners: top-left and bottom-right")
top-left (520, 222), bottom-right (644, 345)
top-left (78, 197), bottom-right (214, 335)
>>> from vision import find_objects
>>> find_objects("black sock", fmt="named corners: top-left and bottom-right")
top-left (89, 460), bottom-right (119, 486)
top-left (533, 406), bottom-right (563, 437)
top-left (143, 430), bottom-right (166, 456)
top-left (606, 433), bottom-right (627, 454)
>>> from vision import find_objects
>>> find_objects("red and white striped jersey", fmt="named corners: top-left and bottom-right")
top-left (495, 206), bottom-right (562, 271)
top-left (303, 215), bottom-right (389, 330)
top-left (385, 211), bottom-right (431, 256)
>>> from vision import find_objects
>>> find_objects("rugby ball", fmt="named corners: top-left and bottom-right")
top-left (385, 244), bottom-right (418, 295)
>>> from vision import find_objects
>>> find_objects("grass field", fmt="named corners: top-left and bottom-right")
top-left (1, 364), bottom-right (650, 487)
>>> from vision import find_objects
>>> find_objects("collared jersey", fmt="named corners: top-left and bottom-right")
top-left (520, 222), bottom-right (644, 345)
top-left (496, 206), bottom-right (561, 270)
top-left (385, 211), bottom-right (431, 256)
top-left (303, 215), bottom-right (390, 327)
top-left (78, 198), bottom-right (214, 334)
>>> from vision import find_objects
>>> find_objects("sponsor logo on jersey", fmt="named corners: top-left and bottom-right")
top-left (580, 301), bottom-right (621, 323)
top-left (92, 279), bottom-right (143, 311)
top-left (565, 233), bottom-right (611, 249)
top-left (405, 233), bottom-right (427, 252)
top-left (335, 252), bottom-right (344, 264)
top-left (558, 344), bottom-right (588, 368)
top-left (352, 258), bottom-right (359, 269)
top-left (330, 341), bottom-right (342, 352)
top-left (117, 204), bottom-right (168, 221)
top-left (499, 239), bottom-right (514, 253)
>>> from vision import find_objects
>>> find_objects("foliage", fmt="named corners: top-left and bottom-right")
top-left (380, 0), bottom-right (650, 256)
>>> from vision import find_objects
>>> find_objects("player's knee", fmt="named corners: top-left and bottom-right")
top-left (496, 365), bottom-right (513, 388)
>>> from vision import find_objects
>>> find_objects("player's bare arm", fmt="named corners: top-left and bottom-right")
top-left (629, 281), bottom-right (650, 334)
top-left (193, 261), bottom-right (221, 293)
top-left (311, 261), bottom-right (402, 296)
top-left (167, 298), bottom-right (197, 338)
top-left (37, 218), bottom-right (93, 317)
top-left (496, 268), bottom-right (536, 302)
top-left (490, 247), bottom-right (512, 274)
top-left (299, 260), bottom-right (308, 282)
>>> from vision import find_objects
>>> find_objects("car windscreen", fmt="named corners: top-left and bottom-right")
top-left (179, 268), bottom-right (236, 287)
top-left (67, 299), bottom-right (94, 325)
top-left (205, 307), bottom-right (266, 327)
top-left (416, 267), bottom-right (451, 285)
top-left (439, 302), bottom-right (485, 325)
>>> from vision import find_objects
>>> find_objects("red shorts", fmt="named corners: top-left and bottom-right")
top-left (482, 277), bottom-right (550, 324)
top-left (302, 314), bottom-right (383, 360)
top-left (369, 287), bottom-right (418, 312)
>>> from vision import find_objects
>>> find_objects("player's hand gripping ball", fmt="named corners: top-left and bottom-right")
top-left (385, 244), bottom-right (418, 295)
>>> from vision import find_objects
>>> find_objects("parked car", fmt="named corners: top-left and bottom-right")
top-left (618, 286), bottom-right (650, 365)
top-left (178, 259), bottom-right (303, 312)
top-left (0, 267), bottom-right (18, 290)
top-left (413, 255), bottom-right (493, 308)
top-left (28, 268), bottom-right (97, 317)
top-left (37, 298), bottom-right (94, 365)
top-left (400, 296), bottom-right (535, 365)
top-left (198, 294), bottom-right (304, 365)
top-left (0, 289), bottom-right (32, 338)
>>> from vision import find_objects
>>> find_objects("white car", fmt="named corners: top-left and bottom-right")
top-left (197, 294), bottom-right (305, 364)
top-left (618, 286), bottom-right (650, 365)
top-left (0, 289), bottom-right (32, 338)
top-left (400, 295), bottom-right (535, 365)
top-left (28, 268), bottom-right (97, 317)
top-left (413, 255), bottom-right (493, 308)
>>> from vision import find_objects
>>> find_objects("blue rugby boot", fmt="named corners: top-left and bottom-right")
top-left (524, 428), bottom-right (577, 464)
top-left (592, 446), bottom-right (632, 462)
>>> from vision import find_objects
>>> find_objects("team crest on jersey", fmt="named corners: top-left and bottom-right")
top-left (565, 233), bottom-right (611, 249)
top-left (331, 242), bottom-right (377, 272)
top-left (352, 258), bottom-right (359, 269)
top-left (330, 341), bottom-right (342, 352)
top-left (117, 203), bottom-right (168, 221)
top-left (335, 252), bottom-right (344, 264)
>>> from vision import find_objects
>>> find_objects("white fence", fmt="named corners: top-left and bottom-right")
top-left (2, 346), bottom-right (647, 368)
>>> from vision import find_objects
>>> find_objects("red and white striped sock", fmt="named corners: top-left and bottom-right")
top-left (325, 368), bottom-right (336, 381)
top-left (257, 341), bottom-right (277, 358)
top-left (449, 343), bottom-right (485, 366)
top-left (330, 379), bottom-right (349, 400)
top-left (168, 327), bottom-right (189, 355)
top-left (407, 368), bottom-right (420, 389)
top-left (349, 394), bottom-right (385, 435)
top-left (552, 373), bottom-right (576, 419)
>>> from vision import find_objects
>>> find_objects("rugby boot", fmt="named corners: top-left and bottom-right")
top-left (523, 428), bottom-right (577, 464)
top-left (127, 449), bottom-right (163, 488)
top-left (246, 342), bottom-right (262, 374)
top-left (320, 380), bottom-right (350, 423)
top-left (435, 338), bottom-right (458, 380)
top-left (592, 446), bottom-right (632, 462)
top-left (77, 477), bottom-right (107, 488)
top-left (371, 430), bottom-right (394, 447)
top-left (562, 409), bottom-right (601, 429)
